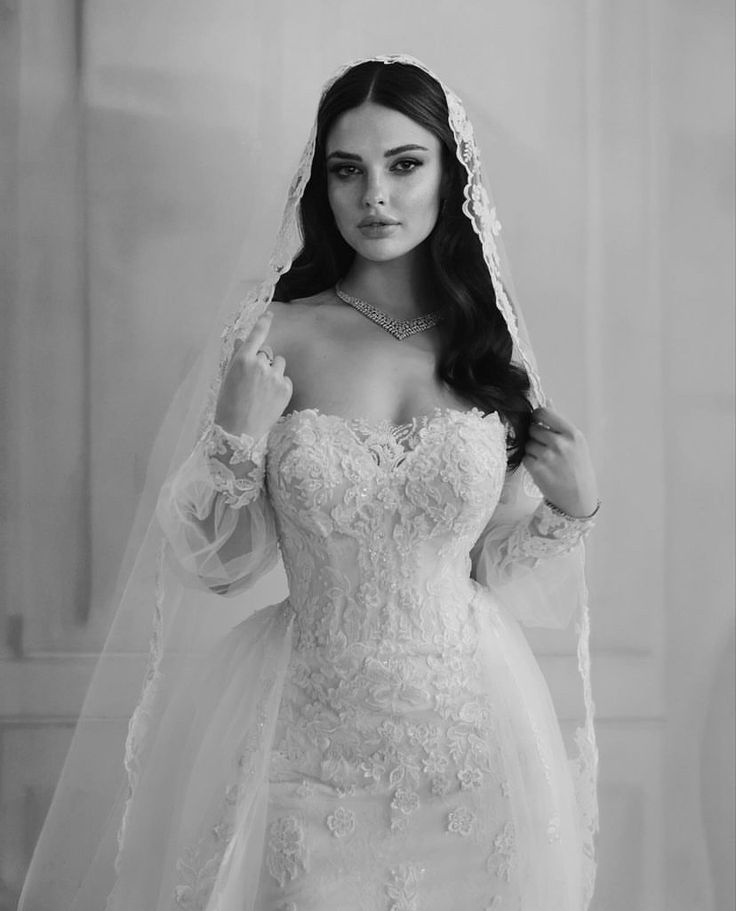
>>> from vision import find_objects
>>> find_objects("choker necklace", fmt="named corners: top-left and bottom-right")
top-left (335, 284), bottom-right (442, 341)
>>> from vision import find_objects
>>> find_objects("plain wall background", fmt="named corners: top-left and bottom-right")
top-left (0, 1), bottom-right (733, 909)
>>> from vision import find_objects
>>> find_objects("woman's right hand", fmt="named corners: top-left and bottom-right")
top-left (214, 311), bottom-right (293, 439)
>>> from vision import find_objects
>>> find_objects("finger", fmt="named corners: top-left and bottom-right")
top-left (242, 312), bottom-right (273, 358)
top-left (527, 423), bottom-right (558, 446)
top-left (270, 354), bottom-right (286, 375)
top-left (531, 406), bottom-right (576, 437)
top-left (524, 440), bottom-right (546, 460)
top-left (522, 454), bottom-right (540, 473)
top-left (522, 454), bottom-right (552, 487)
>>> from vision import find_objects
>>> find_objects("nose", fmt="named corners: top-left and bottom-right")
top-left (362, 172), bottom-right (385, 207)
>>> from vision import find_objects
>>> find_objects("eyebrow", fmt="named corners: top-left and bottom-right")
top-left (326, 144), bottom-right (430, 161)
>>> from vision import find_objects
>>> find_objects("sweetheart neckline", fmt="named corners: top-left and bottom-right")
top-left (274, 405), bottom-right (503, 434)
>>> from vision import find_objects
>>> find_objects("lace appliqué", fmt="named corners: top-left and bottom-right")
top-left (457, 767), bottom-right (483, 790)
top-left (494, 500), bottom-right (597, 576)
top-left (105, 546), bottom-right (167, 911)
top-left (325, 805), bottom-right (356, 838)
top-left (142, 51), bottom-right (600, 909)
top-left (173, 670), bottom-right (278, 908)
top-left (547, 814), bottom-right (561, 843)
top-left (489, 822), bottom-right (516, 882)
top-left (391, 787), bottom-right (420, 815)
top-left (447, 805), bottom-right (476, 836)
top-left (174, 791), bottom-right (237, 910)
top-left (267, 815), bottom-right (309, 886)
top-left (202, 422), bottom-right (268, 508)
top-left (443, 84), bottom-right (542, 405)
top-left (389, 786), bottom-right (421, 833)
top-left (386, 862), bottom-right (425, 911)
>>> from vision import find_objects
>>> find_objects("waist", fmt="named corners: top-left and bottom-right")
top-left (289, 578), bottom-right (481, 655)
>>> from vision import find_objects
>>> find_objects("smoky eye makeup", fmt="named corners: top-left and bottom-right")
top-left (390, 158), bottom-right (423, 171)
top-left (326, 157), bottom-right (425, 177)
top-left (327, 163), bottom-right (360, 178)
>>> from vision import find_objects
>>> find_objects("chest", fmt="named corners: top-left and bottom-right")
top-left (273, 303), bottom-right (470, 425)
top-left (266, 409), bottom-right (508, 544)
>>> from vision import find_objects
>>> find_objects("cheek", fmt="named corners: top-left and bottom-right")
top-left (408, 174), bottom-right (442, 225)
top-left (327, 182), bottom-right (354, 224)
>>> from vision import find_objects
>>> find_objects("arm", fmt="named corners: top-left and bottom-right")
top-left (156, 424), bottom-right (278, 595)
top-left (157, 306), bottom-right (293, 594)
top-left (470, 468), bottom-right (598, 629)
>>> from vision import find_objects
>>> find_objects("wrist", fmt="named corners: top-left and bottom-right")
top-left (205, 422), bottom-right (268, 467)
top-left (201, 423), bottom-right (268, 509)
top-left (543, 497), bottom-right (601, 520)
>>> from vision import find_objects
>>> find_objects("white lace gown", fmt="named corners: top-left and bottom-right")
top-left (113, 406), bottom-right (595, 911)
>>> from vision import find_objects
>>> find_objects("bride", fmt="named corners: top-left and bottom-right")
top-left (19, 56), bottom-right (599, 911)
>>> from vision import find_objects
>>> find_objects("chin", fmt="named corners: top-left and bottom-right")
top-left (359, 247), bottom-right (413, 263)
top-left (349, 235), bottom-right (430, 264)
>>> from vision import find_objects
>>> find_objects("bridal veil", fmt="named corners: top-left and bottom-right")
top-left (18, 55), bottom-right (598, 911)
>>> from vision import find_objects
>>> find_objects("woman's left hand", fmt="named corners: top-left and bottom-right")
top-left (522, 406), bottom-right (599, 518)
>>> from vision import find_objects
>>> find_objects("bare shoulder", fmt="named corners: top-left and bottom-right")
top-left (267, 291), bottom-right (338, 352)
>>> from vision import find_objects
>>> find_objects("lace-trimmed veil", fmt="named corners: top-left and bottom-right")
top-left (18, 54), bottom-right (598, 910)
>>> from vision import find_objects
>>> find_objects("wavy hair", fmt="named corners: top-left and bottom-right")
top-left (274, 61), bottom-right (531, 465)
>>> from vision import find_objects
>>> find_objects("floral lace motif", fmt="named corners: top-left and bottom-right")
top-left (171, 406), bottom-right (596, 904)
top-left (268, 408), bottom-right (507, 648)
top-left (447, 805), bottom-right (476, 836)
top-left (267, 815), bottom-right (309, 886)
top-left (492, 499), bottom-right (597, 578)
top-left (325, 805), bottom-right (356, 838)
top-left (385, 863), bottom-right (425, 911)
top-left (202, 422), bottom-right (268, 508)
top-left (174, 696), bottom-right (273, 910)
top-left (490, 822), bottom-right (516, 882)
top-left (172, 616), bottom-right (286, 910)
top-left (122, 54), bottom-right (599, 910)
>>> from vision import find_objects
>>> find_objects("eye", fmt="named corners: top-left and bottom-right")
top-left (391, 158), bottom-right (422, 173)
top-left (328, 164), bottom-right (361, 179)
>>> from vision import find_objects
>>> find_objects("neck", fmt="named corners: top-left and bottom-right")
top-left (339, 249), bottom-right (437, 320)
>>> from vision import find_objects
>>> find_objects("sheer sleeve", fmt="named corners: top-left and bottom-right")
top-left (156, 423), bottom-right (279, 595)
top-left (470, 467), bottom-right (598, 629)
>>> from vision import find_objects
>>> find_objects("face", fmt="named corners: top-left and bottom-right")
top-left (325, 102), bottom-right (444, 263)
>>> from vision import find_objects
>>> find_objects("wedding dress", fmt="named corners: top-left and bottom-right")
top-left (133, 406), bottom-right (595, 911)
top-left (17, 55), bottom-right (598, 911)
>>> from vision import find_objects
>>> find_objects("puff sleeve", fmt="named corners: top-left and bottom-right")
top-left (470, 468), bottom-right (598, 629)
top-left (156, 424), bottom-right (279, 595)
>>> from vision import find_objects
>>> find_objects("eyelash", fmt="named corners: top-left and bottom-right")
top-left (328, 159), bottom-right (423, 179)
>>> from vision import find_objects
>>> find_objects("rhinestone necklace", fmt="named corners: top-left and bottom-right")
top-left (334, 284), bottom-right (442, 341)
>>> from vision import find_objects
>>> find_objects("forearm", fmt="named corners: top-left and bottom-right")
top-left (156, 423), bottom-right (278, 593)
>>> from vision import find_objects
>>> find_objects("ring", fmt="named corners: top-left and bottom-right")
top-left (257, 348), bottom-right (274, 365)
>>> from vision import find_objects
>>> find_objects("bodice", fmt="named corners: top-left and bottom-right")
top-left (266, 407), bottom-right (507, 656)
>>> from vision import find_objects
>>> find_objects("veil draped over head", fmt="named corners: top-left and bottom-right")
top-left (18, 55), bottom-right (598, 911)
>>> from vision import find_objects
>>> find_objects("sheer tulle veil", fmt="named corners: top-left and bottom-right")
top-left (18, 54), bottom-right (598, 910)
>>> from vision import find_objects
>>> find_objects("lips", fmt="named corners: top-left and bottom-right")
top-left (358, 222), bottom-right (400, 238)
top-left (358, 216), bottom-right (399, 227)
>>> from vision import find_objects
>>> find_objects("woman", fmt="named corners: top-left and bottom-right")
top-left (19, 57), bottom-right (599, 911)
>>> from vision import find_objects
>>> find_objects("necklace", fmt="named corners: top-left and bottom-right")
top-left (334, 284), bottom-right (442, 341)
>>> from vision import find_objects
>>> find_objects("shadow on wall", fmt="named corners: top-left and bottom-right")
top-left (700, 625), bottom-right (736, 910)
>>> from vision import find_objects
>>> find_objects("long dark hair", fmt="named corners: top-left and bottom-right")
top-left (274, 61), bottom-right (531, 466)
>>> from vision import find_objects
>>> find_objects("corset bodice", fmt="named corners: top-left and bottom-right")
top-left (266, 407), bottom-right (507, 655)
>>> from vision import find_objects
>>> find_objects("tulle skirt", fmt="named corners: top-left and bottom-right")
top-left (104, 590), bottom-right (587, 911)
